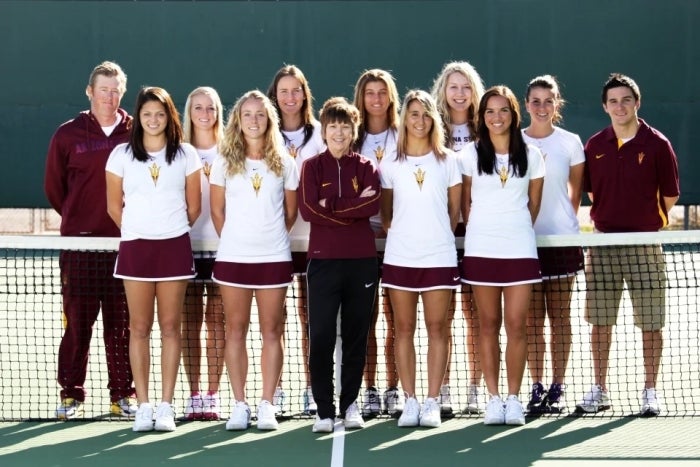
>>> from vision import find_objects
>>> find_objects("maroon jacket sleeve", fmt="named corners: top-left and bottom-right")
top-left (299, 157), bottom-right (351, 226)
top-left (328, 158), bottom-right (381, 219)
top-left (44, 128), bottom-right (67, 214)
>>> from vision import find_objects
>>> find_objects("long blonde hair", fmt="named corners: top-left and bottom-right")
top-left (430, 61), bottom-right (484, 148)
top-left (219, 90), bottom-right (285, 177)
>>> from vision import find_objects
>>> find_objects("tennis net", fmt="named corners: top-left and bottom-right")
top-left (0, 231), bottom-right (698, 421)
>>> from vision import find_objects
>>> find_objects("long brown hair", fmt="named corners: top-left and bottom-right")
top-left (129, 86), bottom-right (183, 164)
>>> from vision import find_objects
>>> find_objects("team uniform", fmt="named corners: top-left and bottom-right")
top-left (298, 149), bottom-right (381, 422)
top-left (282, 122), bottom-right (325, 270)
top-left (44, 108), bottom-right (135, 412)
top-left (583, 119), bottom-right (680, 331)
top-left (106, 142), bottom-right (202, 281)
top-left (460, 143), bottom-right (545, 286)
top-left (523, 127), bottom-right (585, 278)
top-left (450, 123), bottom-right (474, 152)
top-left (210, 152), bottom-right (299, 288)
top-left (380, 151), bottom-right (461, 291)
top-left (450, 124), bottom-right (474, 237)
top-left (359, 128), bottom-right (398, 233)
top-left (189, 146), bottom-right (220, 279)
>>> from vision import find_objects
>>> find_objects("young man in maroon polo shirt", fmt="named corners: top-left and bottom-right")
top-left (44, 61), bottom-right (137, 419)
top-left (576, 73), bottom-right (679, 416)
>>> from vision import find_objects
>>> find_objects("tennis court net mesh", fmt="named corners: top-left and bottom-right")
top-left (0, 231), bottom-right (698, 421)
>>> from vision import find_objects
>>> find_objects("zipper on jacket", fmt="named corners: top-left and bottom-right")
top-left (336, 159), bottom-right (342, 197)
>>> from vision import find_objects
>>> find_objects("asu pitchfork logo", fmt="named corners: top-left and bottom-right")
top-left (638, 152), bottom-right (646, 165)
top-left (149, 162), bottom-right (160, 186)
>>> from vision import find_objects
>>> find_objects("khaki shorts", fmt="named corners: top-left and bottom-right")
top-left (584, 245), bottom-right (666, 331)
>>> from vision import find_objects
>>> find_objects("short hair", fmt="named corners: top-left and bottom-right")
top-left (182, 86), bottom-right (225, 145)
top-left (266, 65), bottom-right (318, 149)
top-left (430, 61), bottom-right (485, 147)
top-left (219, 90), bottom-right (284, 177)
top-left (319, 96), bottom-right (361, 145)
top-left (396, 89), bottom-right (447, 162)
top-left (602, 73), bottom-right (641, 103)
top-left (87, 61), bottom-right (127, 95)
top-left (129, 86), bottom-right (183, 164)
top-left (352, 69), bottom-right (400, 149)
top-left (525, 74), bottom-right (565, 125)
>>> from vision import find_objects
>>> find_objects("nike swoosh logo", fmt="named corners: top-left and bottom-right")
top-left (453, 276), bottom-right (460, 281)
top-left (322, 182), bottom-right (331, 187)
top-left (595, 154), bottom-right (605, 159)
top-left (364, 282), bottom-right (374, 288)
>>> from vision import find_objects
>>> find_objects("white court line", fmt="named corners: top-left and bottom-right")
top-left (330, 420), bottom-right (346, 467)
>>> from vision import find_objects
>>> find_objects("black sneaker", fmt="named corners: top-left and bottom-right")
top-left (526, 382), bottom-right (546, 414)
top-left (543, 383), bottom-right (565, 413)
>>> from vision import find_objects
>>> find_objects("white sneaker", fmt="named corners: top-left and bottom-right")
top-left (576, 385), bottom-right (611, 413)
top-left (133, 402), bottom-right (154, 432)
top-left (343, 402), bottom-right (365, 429)
top-left (256, 400), bottom-right (279, 430)
top-left (110, 397), bottom-right (138, 417)
top-left (419, 397), bottom-right (441, 428)
top-left (226, 401), bottom-right (251, 431)
top-left (398, 396), bottom-right (420, 427)
top-left (273, 387), bottom-right (286, 415)
top-left (56, 398), bottom-right (84, 420)
top-left (383, 387), bottom-right (403, 415)
top-left (303, 386), bottom-right (317, 415)
top-left (154, 401), bottom-right (176, 431)
top-left (439, 384), bottom-right (453, 415)
top-left (483, 395), bottom-right (505, 425)
top-left (362, 387), bottom-right (381, 416)
top-left (312, 415), bottom-right (334, 433)
top-left (202, 392), bottom-right (221, 420)
top-left (641, 388), bottom-right (661, 416)
top-left (464, 384), bottom-right (485, 414)
top-left (184, 393), bottom-right (204, 420)
top-left (505, 395), bottom-right (525, 426)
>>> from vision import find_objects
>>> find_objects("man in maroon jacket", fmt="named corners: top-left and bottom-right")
top-left (576, 73), bottom-right (680, 416)
top-left (44, 61), bottom-right (136, 419)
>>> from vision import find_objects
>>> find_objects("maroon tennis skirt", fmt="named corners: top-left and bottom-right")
top-left (537, 246), bottom-right (584, 279)
top-left (212, 261), bottom-right (293, 289)
top-left (382, 264), bottom-right (460, 292)
top-left (461, 256), bottom-right (542, 286)
top-left (114, 234), bottom-right (196, 281)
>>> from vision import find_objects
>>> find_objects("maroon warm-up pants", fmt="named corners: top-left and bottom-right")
top-left (57, 251), bottom-right (134, 402)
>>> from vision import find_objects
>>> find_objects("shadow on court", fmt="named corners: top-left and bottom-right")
top-left (0, 420), bottom-right (332, 467)
top-left (2, 415), bottom-right (699, 466)
top-left (342, 415), bottom-right (637, 466)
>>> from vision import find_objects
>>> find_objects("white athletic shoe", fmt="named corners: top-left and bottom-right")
top-left (312, 416), bottom-right (334, 433)
top-left (226, 401), bottom-right (251, 431)
top-left (154, 401), bottom-right (176, 432)
top-left (343, 402), bottom-right (365, 429)
top-left (419, 397), bottom-right (441, 428)
top-left (256, 400), bottom-right (279, 430)
top-left (398, 397), bottom-right (420, 427)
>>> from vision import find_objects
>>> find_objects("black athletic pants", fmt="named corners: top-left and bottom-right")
top-left (306, 257), bottom-right (378, 419)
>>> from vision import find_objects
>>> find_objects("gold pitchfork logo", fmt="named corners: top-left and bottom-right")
top-left (149, 162), bottom-right (160, 186)
top-left (202, 161), bottom-right (212, 180)
top-left (252, 173), bottom-right (262, 196)
top-left (499, 165), bottom-right (508, 188)
top-left (414, 168), bottom-right (425, 190)
top-left (374, 146), bottom-right (385, 163)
